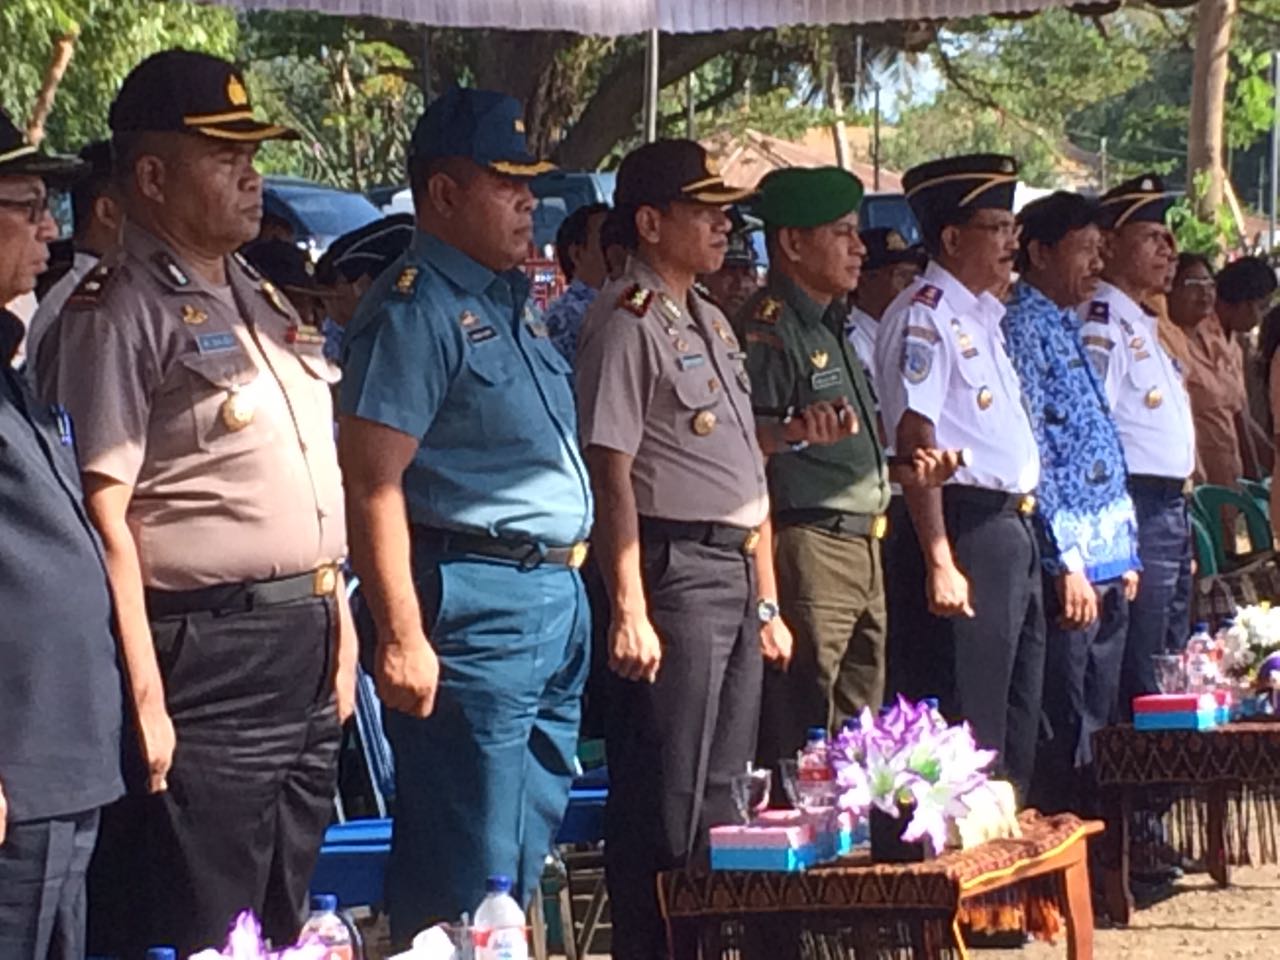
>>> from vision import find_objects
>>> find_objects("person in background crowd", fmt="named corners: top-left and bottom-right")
top-left (576, 140), bottom-right (792, 960)
top-left (26, 140), bottom-right (121, 377)
top-left (846, 227), bottom-right (925, 393)
top-left (241, 237), bottom-right (325, 326)
top-left (739, 167), bottom-right (890, 770)
top-left (702, 205), bottom-right (762, 325)
top-left (313, 213), bottom-right (414, 360)
top-left (599, 206), bottom-right (630, 282)
top-left (40, 51), bottom-right (354, 957)
top-left (257, 210), bottom-right (294, 244)
top-left (544, 201), bottom-right (609, 362)
top-left (875, 154), bottom-right (1045, 801)
top-left (338, 87), bottom-right (591, 943)
top-left (1216, 256), bottom-right (1277, 481)
top-left (1080, 175), bottom-right (1193, 711)
top-left (0, 107), bottom-right (124, 960)
top-left (1002, 192), bottom-right (1141, 817)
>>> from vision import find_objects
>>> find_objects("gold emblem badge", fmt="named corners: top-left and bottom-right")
top-left (692, 410), bottom-right (717, 436)
top-left (227, 75), bottom-right (249, 107)
top-left (395, 267), bottom-right (419, 296)
top-left (514, 118), bottom-right (526, 133)
top-left (460, 310), bottom-right (479, 328)
top-left (181, 304), bottom-right (207, 326)
top-left (810, 350), bottom-right (829, 370)
top-left (675, 338), bottom-right (689, 352)
top-left (976, 387), bottom-right (993, 411)
top-left (1145, 387), bottom-right (1163, 409)
top-left (220, 388), bottom-right (255, 431)
top-left (705, 154), bottom-right (722, 177)
top-left (886, 231), bottom-right (907, 251)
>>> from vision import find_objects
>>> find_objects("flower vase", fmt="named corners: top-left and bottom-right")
top-left (869, 804), bottom-right (930, 863)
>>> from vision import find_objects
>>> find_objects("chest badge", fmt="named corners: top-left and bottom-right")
top-left (1145, 387), bottom-right (1163, 409)
top-left (810, 350), bottom-right (829, 370)
top-left (976, 386), bottom-right (994, 411)
top-left (220, 387), bottom-right (256, 431)
top-left (459, 310), bottom-right (479, 328)
top-left (691, 409), bottom-right (717, 436)
top-left (675, 337), bottom-right (689, 352)
top-left (181, 304), bottom-right (208, 326)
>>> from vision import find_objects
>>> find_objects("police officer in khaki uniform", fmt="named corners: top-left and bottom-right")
top-left (739, 167), bottom-right (890, 768)
top-left (576, 140), bottom-right (798, 960)
top-left (39, 51), bottom-right (355, 957)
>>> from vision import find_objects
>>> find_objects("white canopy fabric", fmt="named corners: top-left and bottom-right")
top-left (207, 0), bottom-right (1069, 35)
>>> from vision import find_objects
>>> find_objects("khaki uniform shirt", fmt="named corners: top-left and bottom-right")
top-left (1185, 317), bottom-right (1246, 487)
top-left (739, 275), bottom-right (888, 517)
top-left (39, 223), bottom-right (345, 591)
top-left (576, 258), bottom-right (769, 528)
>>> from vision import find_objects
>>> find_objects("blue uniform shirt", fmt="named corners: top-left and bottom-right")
top-left (543, 278), bottom-right (597, 363)
top-left (340, 231), bottom-right (593, 546)
top-left (1002, 281), bottom-right (1141, 583)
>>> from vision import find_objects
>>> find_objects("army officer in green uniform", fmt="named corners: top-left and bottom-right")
top-left (740, 167), bottom-right (890, 766)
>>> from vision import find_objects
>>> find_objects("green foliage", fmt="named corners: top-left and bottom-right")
top-left (1168, 172), bottom-right (1240, 261)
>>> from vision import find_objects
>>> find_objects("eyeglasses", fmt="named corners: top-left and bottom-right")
top-left (0, 193), bottom-right (51, 225)
top-left (964, 220), bottom-right (1021, 241)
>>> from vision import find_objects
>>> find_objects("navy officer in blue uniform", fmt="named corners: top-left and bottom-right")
top-left (0, 109), bottom-right (123, 959)
top-left (338, 87), bottom-right (592, 941)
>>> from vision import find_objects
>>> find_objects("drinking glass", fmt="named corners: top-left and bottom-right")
top-left (777, 758), bottom-right (801, 809)
top-left (730, 767), bottom-right (772, 824)
top-left (1152, 654), bottom-right (1186, 694)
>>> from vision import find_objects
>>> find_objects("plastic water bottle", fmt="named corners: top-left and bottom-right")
top-left (299, 893), bottom-right (356, 960)
top-left (797, 726), bottom-right (836, 809)
top-left (473, 875), bottom-right (528, 960)
top-left (1186, 622), bottom-right (1217, 694)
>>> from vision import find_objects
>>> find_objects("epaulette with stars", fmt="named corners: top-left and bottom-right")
top-left (619, 284), bottom-right (653, 317)
top-left (911, 284), bottom-right (943, 309)
top-left (392, 266), bottom-right (420, 298)
top-left (65, 261), bottom-right (119, 309)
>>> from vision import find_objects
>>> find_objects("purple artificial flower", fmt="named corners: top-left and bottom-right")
top-left (188, 911), bottom-right (327, 960)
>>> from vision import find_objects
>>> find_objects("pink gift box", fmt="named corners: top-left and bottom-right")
top-left (1133, 693), bottom-right (1217, 714)
top-left (711, 811), bottom-right (816, 849)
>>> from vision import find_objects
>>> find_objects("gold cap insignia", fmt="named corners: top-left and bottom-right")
top-left (514, 118), bottom-right (526, 133)
top-left (227, 75), bottom-right (249, 107)
top-left (811, 350), bottom-right (829, 370)
top-left (886, 231), bottom-right (907, 251)
top-left (705, 154), bottom-right (721, 177)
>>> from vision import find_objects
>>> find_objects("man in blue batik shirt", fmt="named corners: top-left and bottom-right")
top-left (1002, 192), bottom-right (1141, 816)
top-left (544, 202), bottom-right (609, 362)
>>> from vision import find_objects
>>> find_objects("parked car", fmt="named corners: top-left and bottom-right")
top-left (859, 193), bottom-right (922, 247)
top-left (263, 177), bottom-right (382, 257)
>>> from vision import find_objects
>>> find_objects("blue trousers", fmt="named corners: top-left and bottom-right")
top-left (385, 554), bottom-right (589, 942)
top-left (1120, 488), bottom-right (1192, 716)
top-left (0, 809), bottom-right (98, 960)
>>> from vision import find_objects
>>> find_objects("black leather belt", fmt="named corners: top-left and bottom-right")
top-left (943, 485), bottom-right (1037, 516)
top-left (639, 517), bottom-right (760, 555)
top-left (1128, 474), bottom-right (1193, 499)
top-left (145, 564), bottom-right (340, 619)
top-left (774, 508), bottom-right (888, 540)
top-left (412, 526), bottom-right (589, 570)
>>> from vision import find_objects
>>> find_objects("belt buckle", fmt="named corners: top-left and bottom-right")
top-left (1017, 495), bottom-right (1036, 516)
top-left (741, 528), bottom-right (761, 555)
top-left (312, 564), bottom-right (338, 596)
top-left (568, 541), bottom-right (589, 569)
top-left (871, 515), bottom-right (889, 540)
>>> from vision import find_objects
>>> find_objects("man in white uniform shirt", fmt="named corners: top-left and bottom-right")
top-left (846, 227), bottom-right (925, 395)
top-left (1079, 174), bottom-right (1193, 713)
top-left (875, 154), bottom-right (1046, 800)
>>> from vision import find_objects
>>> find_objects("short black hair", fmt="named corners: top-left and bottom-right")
top-left (1174, 252), bottom-right (1213, 283)
top-left (602, 204), bottom-right (639, 253)
top-left (1014, 192), bottom-right (1099, 274)
top-left (70, 140), bottom-right (112, 233)
top-left (554, 202), bottom-right (609, 279)
top-left (919, 207), bottom-right (977, 258)
top-left (1217, 256), bottom-right (1277, 305)
top-left (407, 153), bottom-right (478, 209)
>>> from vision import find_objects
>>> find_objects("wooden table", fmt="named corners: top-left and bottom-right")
top-left (659, 812), bottom-right (1103, 960)
top-left (1092, 722), bottom-right (1280, 924)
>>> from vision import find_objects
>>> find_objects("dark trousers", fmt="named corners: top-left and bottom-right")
top-left (758, 524), bottom-right (885, 768)
top-left (1029, 576), bottom-right (1129, 816)
top-left (0, 809), bottom-right (99, 960)
top-left (385, 555), bottom-right (588, 943)
top-left (87, 598), bottom-right (341, 959)
top-left (1120, 489), bottom-right (1193, 716)
top-left (604, 535), bottom-right (762, 960)
top-left (886, 493), bottom-right (1046, 799)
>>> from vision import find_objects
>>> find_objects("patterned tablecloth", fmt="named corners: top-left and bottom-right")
top-left (1093, 722), bottom-right (1280, 787)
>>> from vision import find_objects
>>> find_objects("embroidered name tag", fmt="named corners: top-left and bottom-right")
top-left (467, 325), bottom-right (498, 344)
top-left (811, 369), bottom-right (843, 391)
top-left (196, 332), bottom-right (238, 354)
top-left (678, 353), bottom-right (706, 371)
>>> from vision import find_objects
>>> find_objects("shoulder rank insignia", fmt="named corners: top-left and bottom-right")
top-left (153, 252), bottom-right (190, 288)
top-left (66, 262), bottom-right (118, 308)
top-left (1087, 301), bottom-right (1110, 323)
top-left (233, 251), bottom-right (262, 284)
top-left (756, 298), bottom-right (782, 324)
top-left (912, 284), bottom-right (942, 309)
top-left (394, 266), bottom-right (420, 297)
top-left (260, 280), bottom-right (292, 318)
top-left (619, 284), bottom-right (653, 317)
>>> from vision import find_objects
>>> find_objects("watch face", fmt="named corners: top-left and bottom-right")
top-left (758, 599), bottom-right (780, 623)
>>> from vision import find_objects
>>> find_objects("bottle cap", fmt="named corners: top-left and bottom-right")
top-left (923, 697), bottom-right (940, 710)
top-left (1194, 621), bottom-right (1209, 632)
top-left (486, 874), bottom-right (513, 894)
top-left (146, 950), bottom-right (178, 960)
top-left (310, 893), bottom-right (339, 913)
top-left (806, 726), bottom-right (827, 742)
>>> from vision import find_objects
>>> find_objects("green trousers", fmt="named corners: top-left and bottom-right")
top-left (757, 522), bottom-right (887, 767)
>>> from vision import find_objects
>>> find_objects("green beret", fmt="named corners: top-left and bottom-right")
top-left (755, 166), bottom-right (865, 229)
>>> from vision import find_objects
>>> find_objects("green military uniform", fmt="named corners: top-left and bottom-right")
top-left (739, 168), bottom-right (891, 768)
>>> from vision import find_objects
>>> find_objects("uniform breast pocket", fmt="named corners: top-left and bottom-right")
top-left (529, 339), bottom-right (578, 423)
top-left (462, 345), bottom-right (525, 441)
top-left (952, 351), bottom-right (997, 415)
top-left (670, 370), bottom-right (721, 437)
top-left (178, 351), bottom-right (266, 454)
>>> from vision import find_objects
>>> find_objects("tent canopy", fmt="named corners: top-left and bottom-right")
top-left (207, 0), bottom-right (1072, 36)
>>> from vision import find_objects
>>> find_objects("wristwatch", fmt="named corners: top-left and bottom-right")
top-left (757, 598), bottom-right (781, 624)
